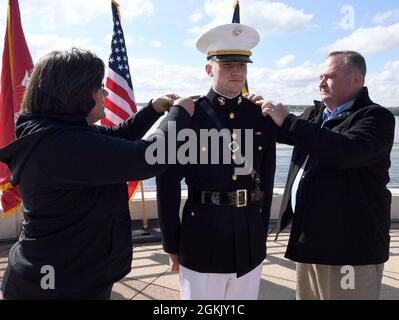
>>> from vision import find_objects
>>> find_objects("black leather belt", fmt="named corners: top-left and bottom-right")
top-left (192, 189), bottom-right (264, 208)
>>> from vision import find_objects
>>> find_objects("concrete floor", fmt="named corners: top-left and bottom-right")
top-left (1, 230), bottom-right (398, 300)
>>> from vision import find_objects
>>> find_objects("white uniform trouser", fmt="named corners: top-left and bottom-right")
top-left (179, 263), bottom-right (263, 300)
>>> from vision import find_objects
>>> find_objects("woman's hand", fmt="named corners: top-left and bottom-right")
top-left (152, 94), bottom-right (180, 113)
top-left (243, 93), bottom-right (264, 104)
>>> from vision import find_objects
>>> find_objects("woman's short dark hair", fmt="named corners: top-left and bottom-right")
top-left (21, 48), bottom-right (105, 117)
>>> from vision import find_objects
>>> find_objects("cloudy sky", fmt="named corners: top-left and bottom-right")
top-left (1, 0), bottom-right (398, 106)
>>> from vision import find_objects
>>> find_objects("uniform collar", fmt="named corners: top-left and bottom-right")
top-left (206, 87), bottom-right (244, 108)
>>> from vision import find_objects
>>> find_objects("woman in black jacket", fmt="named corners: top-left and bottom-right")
top-left (0, 48), bottom-right (194, 300)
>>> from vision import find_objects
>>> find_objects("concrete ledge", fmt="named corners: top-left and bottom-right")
top-left (0, 210), bottom-right (23, 242)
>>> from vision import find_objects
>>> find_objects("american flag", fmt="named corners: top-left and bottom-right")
top-left (102, 0), bottom-right (139, 197)
top-left (102, 0), bottom-right (137, 127)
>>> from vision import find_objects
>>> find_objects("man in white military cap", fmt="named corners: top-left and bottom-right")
top-left (157, 23), bottom-right (277, 300)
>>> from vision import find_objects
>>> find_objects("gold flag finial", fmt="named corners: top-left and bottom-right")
top-left (112, 0), bottom-right (122, 21)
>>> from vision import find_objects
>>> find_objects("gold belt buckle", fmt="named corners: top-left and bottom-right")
top-left (236, 189), bottom-right (247, 208)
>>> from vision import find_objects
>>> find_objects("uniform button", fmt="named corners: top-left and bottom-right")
top-left (201, 146), bottom-right (207, 152)
top-left (258, 146), bottom-right (263, 151)
top-left (232, 175), bottom-right (238, 181)
top-left (191, 211), bottom-right (195, 216)
top-left (229, 113), bottom-right (235, 120)
top-left (232, 154), bottom-right (237, 161)
top-left (232, 133), bottom-right (238, 140)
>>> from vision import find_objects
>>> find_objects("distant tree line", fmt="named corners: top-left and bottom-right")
top-left (387, 108), bottom-right (399, 116)
top-left (286, 105), bottom-right (399, 116)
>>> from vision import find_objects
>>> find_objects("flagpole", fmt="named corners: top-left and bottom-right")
top-left (139, 181), bottom-right (149, 230)
top-left (104, 0), bottom-right (159, 243)
top-left (231, 0), bottom-right (249, 94)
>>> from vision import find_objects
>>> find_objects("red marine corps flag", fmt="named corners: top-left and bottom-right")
top-left (102, 0), bottom-right (140, 199)
top-left (0, 0), bottom-right (34, 217)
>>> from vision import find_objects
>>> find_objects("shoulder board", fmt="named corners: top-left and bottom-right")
top-left (191, 95), bottom-right (206, 104)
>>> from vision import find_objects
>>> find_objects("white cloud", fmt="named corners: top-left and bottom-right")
top-left (373, 9), bottom-right (399, 24)
top-left (275, 54), bottom-right (296, 68)
top-left (26, 34), bottom-right (104, 63)
top-left (193, 0), bottom-right (313, 37)
top-left (19, 0), bottom-right (154, 30)
top-left (123, 35), bottom-right (134, 46)
top-left (132, 60), bottom-right (321, 105)
top-left (367, 60), bottom-right (399, 107)
top-left (183, 38), bottom-right (197, 47)
top-left (249, 67), bottom-right (274, 81)
top-left (119, 0), bottom-right (154, 20)
top-left (269, 61), bottom-right (319, 83)
top-left (149, 40), bottom-right (162, 48)
top-left (189, 12), bottom-right (204, 24)
top-left (129, 59), bottom-right (321, 105)
top-left (129, 59), bottom-right (210, 102)
top-left (247, 60), bottom-right (399, 107)
top-left (244, 61), bottom-right (319, 105)
top-left (104, 33), bottom-right (113, 44)
top-left (323, 23), bottom-right (399, 55)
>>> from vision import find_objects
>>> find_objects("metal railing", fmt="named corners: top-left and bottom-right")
top-left (275, 143), bottom-right (399, 189)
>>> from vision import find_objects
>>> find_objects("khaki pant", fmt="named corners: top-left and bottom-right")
top-left (296, 263), bottom-right (384, 300)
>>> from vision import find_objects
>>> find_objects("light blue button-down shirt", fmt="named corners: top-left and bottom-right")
top-left (290, 99), bottom-right (354, 213)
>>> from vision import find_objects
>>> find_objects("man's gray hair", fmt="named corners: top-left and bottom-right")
top-left (328, 51), bottom-right (367, 77)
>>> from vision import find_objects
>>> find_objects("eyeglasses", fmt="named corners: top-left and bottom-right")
top-left (99, 83), bottom-right (108, 96)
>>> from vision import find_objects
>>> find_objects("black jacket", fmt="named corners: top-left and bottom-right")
top-left (276, 87), bottom-right (396, 265)
top-left (0, 103), bottom-right (191, 299)
top-left (156, 88), bottom-right (276, 277)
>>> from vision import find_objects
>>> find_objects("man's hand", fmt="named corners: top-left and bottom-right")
top-left (168, 253), bottom-right (180, 272)
top-left (255, 99), bottom-right (289, 127)
top-left (173, 97), bottom-right (195, 117)
top-left (152, 94), bottom-right (180, 113)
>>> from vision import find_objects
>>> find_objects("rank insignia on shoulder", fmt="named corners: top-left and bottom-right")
top-left (190, 95), bottom-right (203, 102)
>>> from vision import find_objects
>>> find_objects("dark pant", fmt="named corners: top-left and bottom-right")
top-left (3, 284), bottom-right (114, 300)
top-left (78, 285), bottom-right (113, 300)
top-left (2, 263), bottom-right (114, 300)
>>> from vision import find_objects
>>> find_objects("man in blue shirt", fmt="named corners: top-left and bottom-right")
top-left (250, 51), bottom-right (395, 299)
